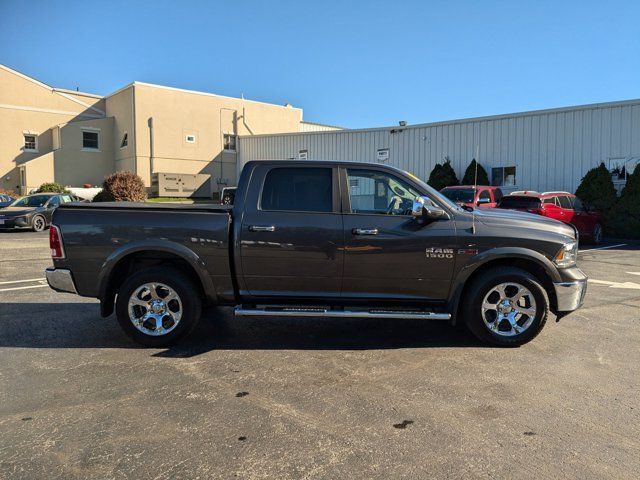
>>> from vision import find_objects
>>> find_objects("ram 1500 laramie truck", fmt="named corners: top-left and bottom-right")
top-left (46, 161), bottom-right (587, 347)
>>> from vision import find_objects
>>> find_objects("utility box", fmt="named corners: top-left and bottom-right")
top-left (151, 172), bottom-right (211, 198)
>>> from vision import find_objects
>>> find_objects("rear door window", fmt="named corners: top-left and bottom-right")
top-left (558, 195), bottom-right (573, 209)
top-left (261, 167), bottom-right (333, 213)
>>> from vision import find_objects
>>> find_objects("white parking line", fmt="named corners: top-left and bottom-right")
top-left (589, 279), bottom-right (640, 290)
top-left (0, 284), bottom-right (49, 292)
top-left (628, 272), bottom-right (640, 276)
top-left (580, 243), bottom-right (627, 252)
top-left (0, 278), bottom-right (46, 285)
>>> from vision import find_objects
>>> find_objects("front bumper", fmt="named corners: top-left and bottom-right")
top-left (45, 268), bottom-right (78, 294)
top-left (553, 277), bottom-right (587, 312)
top-left (0, 216), bottom-right (31, 229)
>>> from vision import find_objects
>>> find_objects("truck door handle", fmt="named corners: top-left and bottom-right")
top-left (249, 225), bottom-right (276, 232)
top-left (353, 228), bottom-right (379, 235)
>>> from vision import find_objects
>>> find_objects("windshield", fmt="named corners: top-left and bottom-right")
top-left (498, 196), bottom-right (542, 209)
top-left (441, 188), bottom-right (475, 203)
top-left (10, 195), bottom-right (52, 208)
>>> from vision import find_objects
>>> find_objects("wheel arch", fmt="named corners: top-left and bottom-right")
top-left (98, 240), bottom-right (217, 317)
top-left (449, 248), bottom-right (559, 325)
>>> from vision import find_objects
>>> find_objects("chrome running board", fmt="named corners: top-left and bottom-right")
top-left (234, 306), bottom-right (451, 320)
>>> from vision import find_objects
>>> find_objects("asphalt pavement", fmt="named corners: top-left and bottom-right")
top-left (0, 231), bottom-right (639, 479)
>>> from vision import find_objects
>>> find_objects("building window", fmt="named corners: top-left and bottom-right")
top-left (185, 134), bottom-right (196, 143)
top-left (120, 133), bottom-right (128, 148)
top-left (23, 134), bottom-right (37, 152)
top-left (298, 149), bottom-right (308, 160)
top-left (223, 133), bottom-right (237, 151)
top-left (82, 130), bottom-right (99, 150)
top-left (491, 166), bottom-right (516, 186)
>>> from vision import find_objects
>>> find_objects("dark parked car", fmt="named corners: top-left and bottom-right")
top-left (0, 194), bottom-right (15, 208)
top-left (497, 191), bottom-right (603, 244)
top-left (47, 161), bottom-right (587, 348)
top-left (0, 193), bottom-right (77, 231)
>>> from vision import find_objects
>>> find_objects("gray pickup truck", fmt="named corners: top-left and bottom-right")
top-left (46, 161), bottom-right (587, 347)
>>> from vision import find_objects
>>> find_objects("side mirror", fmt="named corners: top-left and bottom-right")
top-left (412, 196), bottom-right (448, 220)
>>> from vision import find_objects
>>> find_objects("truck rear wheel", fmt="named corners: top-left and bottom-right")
top-left (115, 267), bottom-right (202, 347)
top-left (463, 267), bottom-right (549, 347)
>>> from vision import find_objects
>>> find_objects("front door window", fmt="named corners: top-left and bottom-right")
top-left (346, 169), bottom-right (422, 216)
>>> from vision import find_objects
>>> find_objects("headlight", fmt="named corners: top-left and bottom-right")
top-left (554, 241), bottom-right (578, 268)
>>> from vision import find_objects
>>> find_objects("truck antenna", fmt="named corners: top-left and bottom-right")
top-left (471, 145), bottom-right (479, 234)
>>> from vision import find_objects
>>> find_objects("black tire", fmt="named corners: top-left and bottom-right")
top-left (32, 215), bottom-right (46, 232)
top-left (115, 266), bottom-right (202, 347)
top-left (463, 267), bottom-right (549, 347)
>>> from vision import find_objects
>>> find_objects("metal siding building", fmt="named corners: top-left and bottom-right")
top-left (239, 99), bottom-right (640, 193)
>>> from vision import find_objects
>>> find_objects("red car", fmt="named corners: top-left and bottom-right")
top-left (440, 185), bottom-right (503, 208)
top-left (497, 191), bottom-right (603, 244)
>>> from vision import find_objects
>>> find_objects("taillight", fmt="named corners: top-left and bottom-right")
top-left (50, 225), bottom-right (65, 259)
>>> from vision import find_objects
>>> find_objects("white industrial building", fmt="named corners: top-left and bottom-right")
top-left (238, 99), bottom-right (640, 194)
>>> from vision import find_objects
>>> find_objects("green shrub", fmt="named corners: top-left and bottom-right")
top-left (606, 163), bottom-right (640, 239)
top-left (35, 182), bottom-right (69, 194)
top-left (461, 159), bottom-right (490, 185)
top-left (93, 171), bottom-right (147, 202)
top-left (427, 160), bottom-right (459, 191)
top-left (575, 163), bottom-right (617, 212)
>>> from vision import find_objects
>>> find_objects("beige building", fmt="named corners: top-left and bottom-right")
top-left (0, 64), bottom-right (338, 195)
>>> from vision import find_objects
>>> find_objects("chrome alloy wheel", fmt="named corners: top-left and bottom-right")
top-left (481, 282), bottom-right (537, 337)
top-left (33, 216), bottom-right (45, 231)
top-left (127, 283), bottom-right (183, 336)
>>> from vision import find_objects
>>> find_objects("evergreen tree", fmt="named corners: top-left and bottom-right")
top-left (575, 163), bottom-right (617, 212)
top-left (606, 162), bottom-right (640, 238)
top-left (427, 160), bottom-right (459, 190)
top-left (461, 159), bottom-right (490, 185)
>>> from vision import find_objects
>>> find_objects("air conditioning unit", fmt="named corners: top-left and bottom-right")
top-left (151, 172), bottom-right (212, 198)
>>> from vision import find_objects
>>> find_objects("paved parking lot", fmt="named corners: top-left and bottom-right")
top-left (1, 230), bottom-right (639, 479)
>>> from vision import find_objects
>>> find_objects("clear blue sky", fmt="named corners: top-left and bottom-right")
top-left (1, 0), bottom-right (638, 129)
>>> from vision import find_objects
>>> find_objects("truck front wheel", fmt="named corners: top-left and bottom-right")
top-left (115, 267), bottom-right (202, 347)
top-left (463, 267), bottom-right (549, 347)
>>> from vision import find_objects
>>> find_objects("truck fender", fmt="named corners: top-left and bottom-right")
top-left (448, 247), bottom-right (560, 325)
top-left (97, 239), bottom-right (217, 317)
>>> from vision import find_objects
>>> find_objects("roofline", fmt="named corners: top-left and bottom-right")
top-left (106, 81), bottom-right (303, 111)
top-left (105, 82), bottom-right (135, 98)
top-left (0, 63), bottom-right (52, 89)
top-left (0, 64), bottom-right (106, 116)
top-left (240, 98), bottom-right (640, 139)
top-left (300, 120), bottom-right (344, 129)
top-left (52, 87), bottom-right (104, 99)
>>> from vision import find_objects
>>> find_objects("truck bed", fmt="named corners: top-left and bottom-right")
top-left (53, 202), bottom-right (234, 301)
